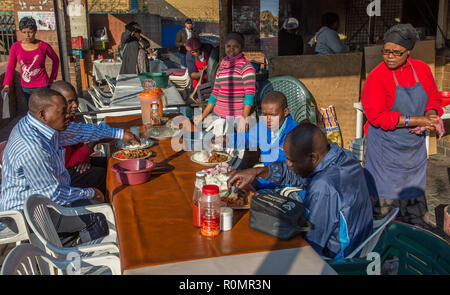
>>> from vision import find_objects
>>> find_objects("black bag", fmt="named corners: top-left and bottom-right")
top-left (249, 190), bottom-right (311, 240)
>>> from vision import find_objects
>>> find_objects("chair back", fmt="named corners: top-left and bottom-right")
top-left (92, 84), bottom-right (113, 99)
top-left (0, 210), bottom-right (30, 245)
top-left (104, 75), bottom-right (116, 94)
top-left (1, 243), bottom-right (64, 275)
top-left (258, 75), bottom-right (316, 125)
top-left (77, 98), bottom-right (99, 124)
top-left (346, 207), bottom-right (399, 259)
top-left (24, 195), bottom-right (64, 250)
top-left (373, 221), bottom-right (450, 275)
top-left (87, 89), bottom-right (105, 108)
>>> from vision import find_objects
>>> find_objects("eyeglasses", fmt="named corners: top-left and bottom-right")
top-left (381, 49), bottom-right (407, 57)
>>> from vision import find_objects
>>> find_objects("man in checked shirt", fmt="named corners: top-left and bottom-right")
top-left (0, 88), bottom-right (139, 244)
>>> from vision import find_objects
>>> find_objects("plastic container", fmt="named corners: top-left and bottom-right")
top-left (220, 207), bottom-right (233, 231)
top-left (199, 185), bottom-right (221, 237)
top-left (192, 171), bottom-right (206, 227)
top-left (151, 102), bottom-right (161, 126)
top-left (111, 159), bottom-right (156, 185)
top-left (440, 91), bottom-right (450, 107)
top-left (138, 72), bottom-right (170, 88)
top-left (139, 90), bottom-right (160, 126)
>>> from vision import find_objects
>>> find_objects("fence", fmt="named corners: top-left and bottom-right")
top-left (0, 12), bottom-right (16, 63)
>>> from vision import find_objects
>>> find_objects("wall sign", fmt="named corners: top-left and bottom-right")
top-left (17, 11), bottom-right (56, 31)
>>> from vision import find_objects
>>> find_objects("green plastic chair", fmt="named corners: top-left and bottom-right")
top-left (373, 222), bottom-right (450, 275)
top-left (257, 75), bottom-right (316, 125)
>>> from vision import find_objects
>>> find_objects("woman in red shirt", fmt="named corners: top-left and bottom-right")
top-left (362, 24), bottom-right (443, 229)
top-left (1, 17), bottom-right (59, 102)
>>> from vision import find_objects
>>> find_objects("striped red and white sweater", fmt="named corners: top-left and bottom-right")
top-left (208, 53), bottom-right (256, 118)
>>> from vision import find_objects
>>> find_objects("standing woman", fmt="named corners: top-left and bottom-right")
top-left (1, 17), bottom-right (59, 102)
top-left (362, 24), bottom-right (443, 228)
top-left (194, 32), bottom-right (256, 133)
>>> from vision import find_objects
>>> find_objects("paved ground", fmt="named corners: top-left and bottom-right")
top-left (0, 116), bottom-right (449, 268)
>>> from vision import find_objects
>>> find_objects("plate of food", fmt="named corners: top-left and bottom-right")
top-left (118, 138), bottom-right (155, 150)
top-left (223, 188), bottom-right (254, 210)
top-left (191, 151), bottom-right (232, 166)
top-left (112, 147), bottom-right (155, 160)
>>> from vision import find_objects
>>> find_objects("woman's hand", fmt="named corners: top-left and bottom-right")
top-left (193, 114), bottom-right (203, 127)
top-left (416, 115), bottom-right (440, 129)
top-left (237, 116), bottom-right (249, 133)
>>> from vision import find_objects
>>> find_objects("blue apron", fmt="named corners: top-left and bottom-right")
top-left (365, 61), bottom-right (428, 200)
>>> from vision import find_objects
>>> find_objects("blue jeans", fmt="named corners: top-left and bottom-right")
top-left (21, 85), bottom-right (49, 103)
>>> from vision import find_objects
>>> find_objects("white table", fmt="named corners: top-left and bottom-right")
top-left (92, 60), bottom-right (122, 82)
top-left (123, 247), bottom-right (337, 275)
top-left (96, 74), bottom-right (187, 120)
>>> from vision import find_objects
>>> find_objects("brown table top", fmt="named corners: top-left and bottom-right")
top-left (105, 115), bottom-right (310, 272)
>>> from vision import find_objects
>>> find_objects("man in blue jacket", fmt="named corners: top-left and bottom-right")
top-left (225, 91), bottom-right (298, 189)
top-left (227, 123), bottom-right (373, 258)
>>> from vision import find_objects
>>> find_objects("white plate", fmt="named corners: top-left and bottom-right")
top-left (118, 138), bottom-right (155, 150)
top-left (190, 152), bottom-right (232, 166)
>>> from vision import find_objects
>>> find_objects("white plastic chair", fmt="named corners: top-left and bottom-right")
top-left (104, 75), bottom-right (116, 94)
top-left (1, 243), bottom-right (121, 275)
top-left (0, 210), bottom-right (30, 246)
top-left (88, 89), bottom-right (110, 108)
top-left (23, 194), bottom-right (119, 261)
top-left (346, 207), bottom-right (399, 258)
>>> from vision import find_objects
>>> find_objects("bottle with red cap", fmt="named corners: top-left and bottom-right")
top-left (199, 184), bottom-right (221, 237)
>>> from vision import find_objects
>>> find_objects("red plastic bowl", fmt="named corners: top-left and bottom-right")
top-left (440, 91), bottom-right (450, 107)
top-left (111, 159), bottom-right (156, 185)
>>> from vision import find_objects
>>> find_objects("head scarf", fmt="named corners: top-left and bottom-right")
top-left (224, 32), bottom-right (245, 48)
top-left (185, 37), bottom-right (202, 51)
top-left (384, 24), bottom-right (420, 50)
top-left (283, 18), bottom-right (299, 30)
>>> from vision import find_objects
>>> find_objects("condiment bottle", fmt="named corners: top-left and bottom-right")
top-left (155, 88), bottom-right (164, 119)
top-left (192, 171), bottom-right (206, 227)
top-left (220, 207), bottom-right (233, 231)
top-left (199, 185), bottom-right (221, 237)
top-left (139, 88), bottom-right (159, 126)
top-left (151, 102), bottom-right (161, 126)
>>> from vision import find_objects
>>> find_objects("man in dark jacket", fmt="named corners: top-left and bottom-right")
top-left (119, 22), bottom-right (141, 74)
top-left (175, 19), bottom-right (198, 68)
top-left (228, 123), bottom-right (373, 258)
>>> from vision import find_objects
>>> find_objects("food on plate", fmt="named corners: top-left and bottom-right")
top-left (194, 151), bottom-right (210, 163)
top-left (201, 163), bottom-right (232, 193)
top-left (207, 152), bottom-right (229, 163)
top-left (114, 147), bottom-right (153, 160)
top-left (225, 189), bottom-right (254, 208)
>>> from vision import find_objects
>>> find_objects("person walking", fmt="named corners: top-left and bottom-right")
top-left (175, 19), bottom-right (198, 68)
top-left (2, 16), bottom-right (59, 103)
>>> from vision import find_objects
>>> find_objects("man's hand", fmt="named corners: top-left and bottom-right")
top-left (227, 168), bottom-right (262, 191)
top-left (123, 131), bottom-right (141, 145)
top-left (92, 188), bottom-right (105, 203)
top-left (75, 162), bottom-right (91, 174)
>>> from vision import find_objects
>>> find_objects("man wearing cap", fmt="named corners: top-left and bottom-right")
top-left (278, 17), bottom-right (304, 56)
top-left (362, 24), bottom-right (444, 230)
top-left (175, 19), bottom-right (199, 68)
top-left (185, 37), bottom-right (214, 92)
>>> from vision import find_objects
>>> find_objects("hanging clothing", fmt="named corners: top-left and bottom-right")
top-left (364, 59), bottom-right (438, 200)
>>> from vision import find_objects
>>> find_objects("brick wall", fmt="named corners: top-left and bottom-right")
top-left (87, 0), bottom-right (130, 14)
top-left (0, 0), bottom-right (13, 11)
top-left (141, 0), bottom-right (219, 22)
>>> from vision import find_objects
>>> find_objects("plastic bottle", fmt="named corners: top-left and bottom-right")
top-left (192, 171), bottom-right (206, 227)
top-left (151, 102), bottom-right (161, 126)
top-left (199, 185), bottom-right (221, 237)
top-left (139, 79), bottom-right (159, 126)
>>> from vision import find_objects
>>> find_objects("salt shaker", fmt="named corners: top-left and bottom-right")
top-left (220, 207), bottom-right (233, 231)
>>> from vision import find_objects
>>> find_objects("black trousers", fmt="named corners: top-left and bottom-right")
top-left (50, 157), bottom-right (109, 247)
top-left (67, 157), bottom-right (107, 195)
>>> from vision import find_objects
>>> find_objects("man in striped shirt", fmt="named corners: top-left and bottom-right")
top-left (0, 88), bottom-right (138, 243)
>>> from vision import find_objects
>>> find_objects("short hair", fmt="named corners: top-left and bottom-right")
top-left (50, 80), bottom-right (77, 98)
top-left (185, 18), bottom-right (193, 24)
top-left (285, 123), bottom-right (328, 156)
top-left (28, 88), bottom-right (65, 114)
top-left (261, 91), bottom-right (288, 110)
top-left (321, 12), bottom-right (339, 28)
top-left (19, 17), bottom-right (37, 31)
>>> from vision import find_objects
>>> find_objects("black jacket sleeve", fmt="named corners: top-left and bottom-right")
top-left (265, 162), bottom-right (307, 187)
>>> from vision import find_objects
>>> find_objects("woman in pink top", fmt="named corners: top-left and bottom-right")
top-left (1, 17), bottom-right (59, 102)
